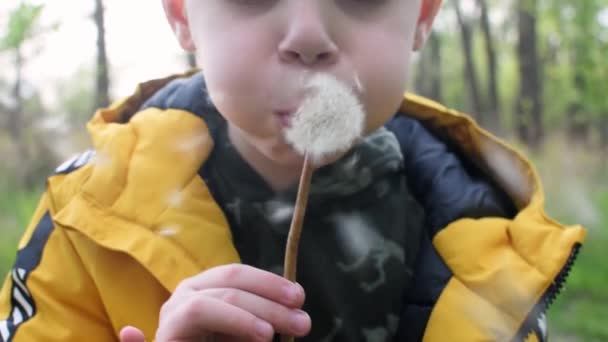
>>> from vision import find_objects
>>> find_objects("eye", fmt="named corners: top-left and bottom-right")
top-left (229, 0), bottom-right (276, 7)
top-left (225, 0), bottom-right (278, 14)
top-left (340, 0), bottom-right (389, 5)
top-left (336, 0), bottom-right (390, 14)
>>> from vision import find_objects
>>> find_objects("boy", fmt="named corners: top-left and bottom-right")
top-left (0, 0), bottom-right (585, 341)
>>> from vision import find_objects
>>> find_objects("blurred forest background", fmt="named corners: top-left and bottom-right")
top-left (1, 0), bottom-right (607, 340)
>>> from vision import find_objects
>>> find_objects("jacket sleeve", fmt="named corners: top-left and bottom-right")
top-left (0, 192), bottom-right (116, 341)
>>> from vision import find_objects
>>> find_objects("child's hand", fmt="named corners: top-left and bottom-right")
top-left (120, 264), bottom-right (311, 342)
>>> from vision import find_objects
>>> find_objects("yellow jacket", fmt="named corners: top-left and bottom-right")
top-left (0, 71), bottom-right (585, 341)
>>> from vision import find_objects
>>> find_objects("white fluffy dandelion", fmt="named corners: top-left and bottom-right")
top-left (282, 73), bottom-right (366, 342)
top-left (284, 73), bottom-right (366, 162)
top-left (166, 189), bottom-right (184, 208)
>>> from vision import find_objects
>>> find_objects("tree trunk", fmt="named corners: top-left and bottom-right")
top-left (415, 44), bottom-right (430, 98)
top-left (187, 53), bottom-right (197, 69)
top-left (8, 48), bottom-right (23, 145)
top-left (515, 0), bottom-right (543, 148)
top-left (429, 32), bottom-right (442, 103)
top-left (567, 73), bottom-right (591, 144)
top-left (414, 32), bottom-right (441, 102)
top-left (601, 115), bottom-right (608, 161)
top-left (8, 47), bottom-right (31, 186)
top-left (94, 0), bottom-right (110, 110)
top-left (566, 3), bottom-right (595, 146)
top-left (452, 0), bottom-right (484, 121)
top-left (477, 0), bottom-right (501, 134)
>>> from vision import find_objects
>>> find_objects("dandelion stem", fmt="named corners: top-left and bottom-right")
top-left (281, 153), bottom-right (314, 342)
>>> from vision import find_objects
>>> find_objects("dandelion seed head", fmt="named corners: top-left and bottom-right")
top-left (90, 151), bottom-right (111, 167)
top-left (284, 73), bottom-right (365, 161)
top-left (265, 200), bottom-right (295, 225)
top-left (175, 133), bottom-right (210, 153)
top-left (158, 224), bottom-right (181, 237)
top-left (167, 190), bottom-right (184, 208)
top-left (331, 212), bottom-right (376, 260)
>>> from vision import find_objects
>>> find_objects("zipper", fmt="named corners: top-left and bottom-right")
top-left (511, 243), bottom-right (582, 342)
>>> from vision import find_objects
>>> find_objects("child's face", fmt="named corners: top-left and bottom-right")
top-left (164, 0), bottom-right (441, 167)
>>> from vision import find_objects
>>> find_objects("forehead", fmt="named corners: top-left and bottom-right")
top-left (183, 0), bottom-right (422, 21)
top-left (183, 0), bottom-right (425, 42)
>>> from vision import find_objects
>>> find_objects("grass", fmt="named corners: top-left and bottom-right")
top-left (531, 138), bottom-right (608, 341)
top-left (545, 187), bottom-right (608, 341)
top-left (0, 181), bottom-right (42, 278)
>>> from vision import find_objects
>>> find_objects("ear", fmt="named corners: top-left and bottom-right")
top-left (162, 0), bottom-right (196, 52)
top-left (414, 0), bottom-right (442, 51)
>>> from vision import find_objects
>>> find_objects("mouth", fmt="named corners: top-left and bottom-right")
top-left (274, 109), bottom-right (296, 128)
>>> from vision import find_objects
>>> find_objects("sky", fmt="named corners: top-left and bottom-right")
top-left (0, 1), bottom-right (186, 107)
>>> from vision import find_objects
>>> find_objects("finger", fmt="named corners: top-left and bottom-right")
top-left (203, 288), bottom-right (311, 337)
top-left (119, 326), bottom-right (146, 342)
top-left (214, 333), bottom-right (255, 342)
top-left (178, 264), bottom-right (305, 308)
top-left (158, 295), bottom-right (275, 342)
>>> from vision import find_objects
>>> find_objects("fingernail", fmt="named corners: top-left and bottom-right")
top-left (289, 310), bottom-right (310, 335)
top-left (255, 319), bottom-right (273, 340)
top-left (283, 284), bottom-right (300, 304)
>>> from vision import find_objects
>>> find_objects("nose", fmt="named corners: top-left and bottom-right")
top-left (278, 3), bottom-right (339, 67)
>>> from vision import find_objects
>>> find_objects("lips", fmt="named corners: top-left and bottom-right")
top-left (275, 109), bottom-right (296, 128)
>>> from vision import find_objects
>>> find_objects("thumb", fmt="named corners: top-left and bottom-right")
top-left (119, 326), bottom-right (147, 342)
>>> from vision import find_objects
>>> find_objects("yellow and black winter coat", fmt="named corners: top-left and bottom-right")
top-left (0, 71), bottom-right (585, 341)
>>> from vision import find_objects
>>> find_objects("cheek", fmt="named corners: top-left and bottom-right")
top-left (191, 23), bottom-right (277, 131)
top-left (356, 33), bottom-right (414, 132)
top-left (196, 31), bottom-right (266, 97)
top-left (189, 11), bottom-right (276, 99)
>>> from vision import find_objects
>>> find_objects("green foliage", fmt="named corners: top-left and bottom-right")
top-left (422, 0), bottom-right (608, 145)
top-left (54, 67), bottom-right (96, 126)
top-left (538, 0), bottom-right (608, 133)
top-left (548, 197), bottom-right (608, 340)
top-left (0, 181), bottom-right (41, 278)
top-left (0, 2), bottom-right (44, 51)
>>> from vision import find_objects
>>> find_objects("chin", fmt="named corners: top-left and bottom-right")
top-left (272, 152), bottom-right (306, 168)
